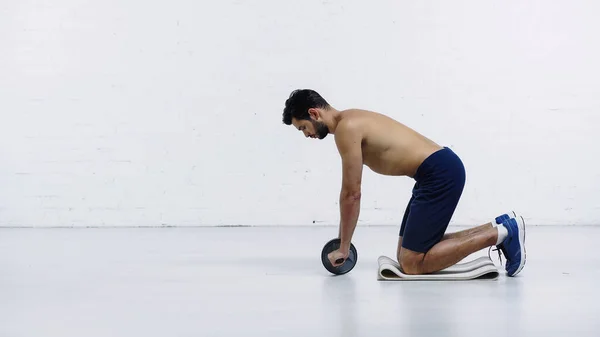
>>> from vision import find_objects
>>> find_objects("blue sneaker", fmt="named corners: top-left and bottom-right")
top-left (500, 216), bottom-right (526, 276)
top-left (494, 210), bottom-right (517, 226)
top-left (491, 211), bottom-right (516, 261)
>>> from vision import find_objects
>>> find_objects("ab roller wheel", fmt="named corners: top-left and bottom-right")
top-left (320, 238), bottom-right (358, 275)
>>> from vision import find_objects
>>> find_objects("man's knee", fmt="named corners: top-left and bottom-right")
top-left (398, 249), bottom-right (425, 275)
top-left (396, 236), bottom-right (403, 257)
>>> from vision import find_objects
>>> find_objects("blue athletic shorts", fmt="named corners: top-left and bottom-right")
top-left (399, 147), bottom-right (466, 253)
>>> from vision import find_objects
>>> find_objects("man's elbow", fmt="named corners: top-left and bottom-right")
top-left (341, 189), bottom-right (362, 202)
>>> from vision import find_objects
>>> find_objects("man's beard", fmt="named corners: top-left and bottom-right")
top-left (312, 120), bottom-right (329, 139)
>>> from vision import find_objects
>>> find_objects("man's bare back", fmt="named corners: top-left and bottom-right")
top-left (334, 109), bottom-right (442, 178)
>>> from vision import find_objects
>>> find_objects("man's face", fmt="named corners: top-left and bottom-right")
top-left (292, 117), bottom-right (329, 139)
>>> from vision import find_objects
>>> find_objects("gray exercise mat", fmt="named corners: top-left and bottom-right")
top-left (377, 256), bottom-right (499, 281)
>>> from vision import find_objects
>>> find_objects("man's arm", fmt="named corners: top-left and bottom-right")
top-left (334, 121), bottom-right (363, 253)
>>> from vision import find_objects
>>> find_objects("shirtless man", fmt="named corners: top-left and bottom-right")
top-left (281, 89), bottom-right (526, 277)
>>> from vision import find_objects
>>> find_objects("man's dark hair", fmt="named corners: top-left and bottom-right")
top-left (282, 89), bottom-right (330, 125)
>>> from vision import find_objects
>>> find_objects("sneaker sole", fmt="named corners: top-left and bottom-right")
top-left (511, 215), bottom-right (526, 276)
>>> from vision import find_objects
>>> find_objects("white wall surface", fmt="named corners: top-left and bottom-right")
top-left (1, 0), bottom-right (599, 227)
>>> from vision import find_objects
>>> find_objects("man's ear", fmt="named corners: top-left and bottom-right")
top-left (308, 108), bottom-right (320, 120)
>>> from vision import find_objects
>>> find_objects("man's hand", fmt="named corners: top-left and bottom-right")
top-left (327, 247), bottom-right (350, 267)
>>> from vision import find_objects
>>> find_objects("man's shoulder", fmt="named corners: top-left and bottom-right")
top-left (339, 108), bottom-right (403, 131)
top-left (336, 109), bottom-right (371, 132)
top-left (334, 113), bottom-right (365, 150)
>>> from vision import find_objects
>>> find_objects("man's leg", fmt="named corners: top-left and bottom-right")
top-left (397, 221), bottom-right (492, 263)
top-left (396, 146), bottom-right (501, 275)
top-left (441, 212), bottom-right (516, 241)
top-left (396, 193), bottom-right (415, 259)
top-left (441, 222), bottom-right (493, 240)
top-left (398, 219), bottom-right (504, 270)
top-left (397, 236), bottom-right (403, 259)
top-left (398, 225), bottom-right (498, 274)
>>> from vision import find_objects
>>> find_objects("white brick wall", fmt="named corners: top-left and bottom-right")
top-left (1, 0), bottom-right (599, 227)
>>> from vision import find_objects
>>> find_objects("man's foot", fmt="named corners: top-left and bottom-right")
top-left (499, 216), bottom-right (526, 277)
top-left (493, 210), bottom-right (518, 255)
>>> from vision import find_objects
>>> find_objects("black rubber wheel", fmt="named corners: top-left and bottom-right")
top-left (320, 238), bottom-right (358, 275)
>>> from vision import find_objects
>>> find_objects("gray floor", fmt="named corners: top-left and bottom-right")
top-left (1, 225), bottom-right (599, 337)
